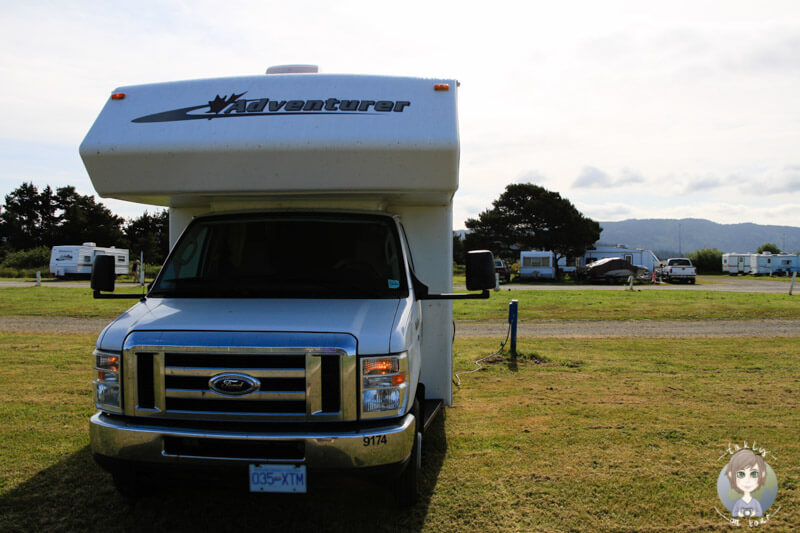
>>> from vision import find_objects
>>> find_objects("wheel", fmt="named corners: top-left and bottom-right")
top-left (689, 278), bottom-right (695, 284)
top-left (395, 400), bottom-right (421, 507)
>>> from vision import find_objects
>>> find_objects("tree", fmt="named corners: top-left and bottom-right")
top-left (452, 232), bottom-right (466, 265)
top-left (687, 248), bottom-right (722, 274)
top-left (124, 210), bottom-right (169, 265)
top-left (0, 183), bottom-right (125, 251)
top-left (465, 183), bottom-right (601, 279)
top-left (53, 186), bottom-right (124, 246)
top-left (756, 243), bottom-right (781, 254)
top-left (0, 182), bottom-right (50, 249)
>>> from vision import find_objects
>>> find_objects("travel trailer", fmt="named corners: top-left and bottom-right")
top-left (750, 253), bottom-right (799, 276)
top-left (519, 250), bottom-right (556, 279)
top-left (722, 253), bottom-right (752, 275)
top-left (80, 66), bottom-right (494, 505)
top-left (49, 243), bottom-right (129, 277)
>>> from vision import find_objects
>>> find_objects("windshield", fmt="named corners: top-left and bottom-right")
top-left (150, 213), bottom-right (408, 299)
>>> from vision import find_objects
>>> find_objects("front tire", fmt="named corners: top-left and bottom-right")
top-left (395, 400), bottom-right (421, 507)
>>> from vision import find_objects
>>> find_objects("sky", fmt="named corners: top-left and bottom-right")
top-left (1, 1), bottom-right (799, 229)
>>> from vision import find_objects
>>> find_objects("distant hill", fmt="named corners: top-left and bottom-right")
top-left (598, 219), bottom-right (800, 256)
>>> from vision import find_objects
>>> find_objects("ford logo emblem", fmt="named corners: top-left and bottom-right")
top-left (209, 373), bottom-right (260, 396)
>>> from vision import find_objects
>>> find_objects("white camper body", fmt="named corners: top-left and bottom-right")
top-left (79, 70), bottom-right (479, 502)
top-left (750, 253), bottom-right (799, 276)
top-left (722, 253), bottom-right (752, 275)
top-left (583, 246), bottom-right (660, 272)
top-left (520, 250), bottom-right (556, 279)
top-left (50, 243), bottom-right (129, 277)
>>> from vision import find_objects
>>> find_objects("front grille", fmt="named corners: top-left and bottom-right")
top-left (121, 331), bottom-right (357, 422)
top-left (163, 351), bottom-right (307, 416)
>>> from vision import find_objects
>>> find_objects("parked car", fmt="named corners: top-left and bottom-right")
top-left (495, 259), bottom-right (511, 282)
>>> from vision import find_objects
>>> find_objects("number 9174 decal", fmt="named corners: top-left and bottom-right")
top-left (363, 435), bottom-right (388, 447)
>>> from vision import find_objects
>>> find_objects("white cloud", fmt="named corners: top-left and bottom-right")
top-left (2, 1), bottom-right (800, 230)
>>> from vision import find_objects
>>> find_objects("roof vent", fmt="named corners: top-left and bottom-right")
top-left (266, 64), bottom-right (319, 75)
top-left (82, 242), bottom-right (97, 247)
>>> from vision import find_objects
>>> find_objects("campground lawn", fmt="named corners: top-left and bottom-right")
top-left (1, 332), bottom-right (797, 531)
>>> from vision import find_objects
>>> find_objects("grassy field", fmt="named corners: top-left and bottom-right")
top-left (453, 289), bottom-right (800, 321)
top-left (0, 287), bottom-right (136, 318)
top-left (1, 332), bottom-right (797, 531)
top-left (2, 286), bottom-right (799, 322)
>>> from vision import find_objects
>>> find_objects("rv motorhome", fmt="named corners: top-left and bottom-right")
top-left (50, 243), bottom-right (129, 277)
top-left (80, 66), bottom-right (494, 505)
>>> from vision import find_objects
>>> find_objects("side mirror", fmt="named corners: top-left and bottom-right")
top-left (91, 255), bottom-right (115, 292)
top-left (466, 250), bottom-right (496, 291)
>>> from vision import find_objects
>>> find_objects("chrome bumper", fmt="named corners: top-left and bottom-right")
top-left (90, 412), bottom-right (415, 469)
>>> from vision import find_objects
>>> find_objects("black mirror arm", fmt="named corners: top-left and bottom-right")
top-left (420, 290), bottom-right (490, 300)
top-left (411, 271), bottom-right (491, 300)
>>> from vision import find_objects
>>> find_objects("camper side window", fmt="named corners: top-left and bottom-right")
top-left (117, 256), bottom-right (126, 263)
top-left (523, 256), bottom-right (550, 268)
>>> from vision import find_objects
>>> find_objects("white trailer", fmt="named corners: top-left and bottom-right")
top-left (79, 66), bottom-right (494, 504)
top-left (50, 243), bottom-right (129, 277)
top-left (520, 250), bottom-right (555, 279)
top-left (750, 253), bottom-right (799, 276)
top-left (722, 253), bottom-right (752, 275)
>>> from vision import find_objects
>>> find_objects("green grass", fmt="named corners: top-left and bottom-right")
top-left (0, 287), bottom-right (136, 318)
top-left (1, 332), bottom-right (798, 531)
top-left (453, 289), bottom-right (800, 321)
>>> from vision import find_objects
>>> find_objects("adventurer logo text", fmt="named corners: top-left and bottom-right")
top-left (132, 92), bottom-right (411, 123)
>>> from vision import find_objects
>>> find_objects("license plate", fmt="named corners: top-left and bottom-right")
top-left (249, 464), bottom-right (307, 493)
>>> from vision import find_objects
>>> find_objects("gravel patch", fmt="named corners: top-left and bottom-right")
top-left (0, 316), bottom-right (110, 335)
top-left (454, 319), bottom-right (800, 338)
top-left (1, 315), bottom-right (798, 338)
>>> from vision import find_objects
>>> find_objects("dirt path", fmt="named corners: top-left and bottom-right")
top-left (1, 315), bottom-right (798, 338)
top-left (455, 319), bottom-right (800, 338)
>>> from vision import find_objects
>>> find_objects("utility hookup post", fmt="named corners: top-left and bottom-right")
top-left (508, 299), bottom-right (518, 356)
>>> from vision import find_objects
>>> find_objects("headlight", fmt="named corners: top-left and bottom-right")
top-left (360, 353), bottom-right (407, 419)
top-left (94, 349), bottom-right (122, 413)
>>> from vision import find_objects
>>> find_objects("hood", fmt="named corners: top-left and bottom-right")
top-left (98, 298), bottom-right (401, 355)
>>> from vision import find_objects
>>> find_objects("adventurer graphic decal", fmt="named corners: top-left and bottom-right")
top-left (132, 92), bottom-right (411, 123)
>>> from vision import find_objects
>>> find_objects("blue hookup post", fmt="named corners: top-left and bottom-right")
top-left (508, 299), bottom-right (518, 356)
